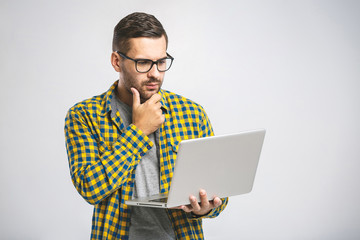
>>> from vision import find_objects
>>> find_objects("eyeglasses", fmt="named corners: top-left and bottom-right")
top-left (116, 51), bottom-right (174, 73)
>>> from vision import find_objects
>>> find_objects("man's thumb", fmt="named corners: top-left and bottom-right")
top-left (131, 87), bottom-right (140, 108)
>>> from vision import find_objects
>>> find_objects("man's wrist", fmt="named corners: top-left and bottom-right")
top-left (191, 209), bottom-right (211, 218)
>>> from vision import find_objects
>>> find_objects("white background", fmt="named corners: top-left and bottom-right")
top-left (1, 0), bottom-right (359, 239)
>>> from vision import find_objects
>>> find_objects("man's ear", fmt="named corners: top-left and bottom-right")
top-left (111, 52), bottom-right (122, 72)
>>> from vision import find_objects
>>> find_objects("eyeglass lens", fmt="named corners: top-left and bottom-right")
top-left (136, 58), bottom-right (172, 73)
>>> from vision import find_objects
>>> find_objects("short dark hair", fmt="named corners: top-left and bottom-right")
top-left (112, 12), bottom-right (168, 53)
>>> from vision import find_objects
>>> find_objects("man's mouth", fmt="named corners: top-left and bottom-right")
top-left (144, 80), bottom-right (160, 90)
top-left (145, 83), bottom-right (158, 90)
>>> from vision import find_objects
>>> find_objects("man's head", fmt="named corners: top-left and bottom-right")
top-left (111, 12), bottom-right (171, 105)
top-left (112, 12), bottom-right (168, 54)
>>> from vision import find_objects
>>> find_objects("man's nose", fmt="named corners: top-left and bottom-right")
top-left (147, 63), bottom-right (161, 78)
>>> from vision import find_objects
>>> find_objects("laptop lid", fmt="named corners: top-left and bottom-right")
top-left (165, 129), bottom-right (266, 208)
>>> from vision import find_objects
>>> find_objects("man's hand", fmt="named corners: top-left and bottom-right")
top-left (131, 87), bottom-right (165, 136)
top-left (173, 189), bottom-right (222, 216)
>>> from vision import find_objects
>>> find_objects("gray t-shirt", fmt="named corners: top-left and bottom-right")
top-left (111, 93), bottom-right (175, 240)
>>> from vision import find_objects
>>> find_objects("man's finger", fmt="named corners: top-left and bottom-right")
top-left (148, 92), bottom-right (161, 104)
top-left (199, 189), bottom-right (210, 209)
top-left (154, 102), bottom-right (163, 111)
top-left (131, 87), bottom-right (140, 108)
top-left (170, 205), bottom-right (193, 212)
top-left (213, 197), bottom-right (222, 208)
top-left (190, 195), bottom-right (201, 212)
top-left (182, 204), bottom-right (193, 213)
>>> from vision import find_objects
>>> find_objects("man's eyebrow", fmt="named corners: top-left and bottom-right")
top-left (136, 55), bottom-right (168, 61)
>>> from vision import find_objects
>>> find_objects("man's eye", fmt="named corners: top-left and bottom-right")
top-left (137, 60), bottom-right (150, 66)
top-left (158, 59), bottom-right (166, 65)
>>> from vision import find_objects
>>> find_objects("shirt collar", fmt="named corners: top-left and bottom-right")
top-left (158, 89), bottom-right (169, 114)
top-left (101, 80), bottom-right (118, 116)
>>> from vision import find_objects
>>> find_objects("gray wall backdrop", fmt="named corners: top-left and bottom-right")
top-left (1, 0), bottom-right (359, 239)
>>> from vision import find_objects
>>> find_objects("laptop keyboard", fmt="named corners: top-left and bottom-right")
top-left (149, 198), bottom-right (168, 203)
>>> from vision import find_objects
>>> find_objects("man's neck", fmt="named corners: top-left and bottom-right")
top-left (116, 85), bottom-right (133, 107)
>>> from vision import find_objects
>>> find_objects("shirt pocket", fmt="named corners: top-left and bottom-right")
top-left (97, 139), bottom-right (109, 157)
top-left (164, 138), bottom-right (179, 170)
top-left (169, 139), bottom-right (180, 154)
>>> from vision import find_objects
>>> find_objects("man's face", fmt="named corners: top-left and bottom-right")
top-left (118, 36), bottom-right (167, 103)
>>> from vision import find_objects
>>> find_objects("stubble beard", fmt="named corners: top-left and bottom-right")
top-left (123, 71), bottom-right (163, 103)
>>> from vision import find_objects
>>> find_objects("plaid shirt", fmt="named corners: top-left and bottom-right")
top-left (64, 81), bottom-right (228, 239)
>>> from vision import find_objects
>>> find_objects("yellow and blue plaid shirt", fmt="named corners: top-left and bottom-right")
top-left (64, 81), bottom-right (228, 239)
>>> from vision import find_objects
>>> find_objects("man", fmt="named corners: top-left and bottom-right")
top-left (65, 12), bottom-right (228, 239)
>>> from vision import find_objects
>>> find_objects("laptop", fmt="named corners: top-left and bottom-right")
top-left (125, 129), bottom-right (266, 208)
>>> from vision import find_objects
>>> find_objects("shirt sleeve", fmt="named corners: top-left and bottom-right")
top-left (64, 107), bottom-right (153, 205)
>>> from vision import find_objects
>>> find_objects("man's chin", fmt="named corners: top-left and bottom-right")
top-left (140, 89), bottom-right (160, 100)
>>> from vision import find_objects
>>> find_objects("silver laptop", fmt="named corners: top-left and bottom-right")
top-left (125, 129), bottom-right (266, 208)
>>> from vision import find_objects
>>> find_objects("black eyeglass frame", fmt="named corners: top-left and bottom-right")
top-left (116, 51), bottom-right (174, 73)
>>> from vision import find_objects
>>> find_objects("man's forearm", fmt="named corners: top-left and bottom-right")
top-left (65, 109), bottom-right (153, 205)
